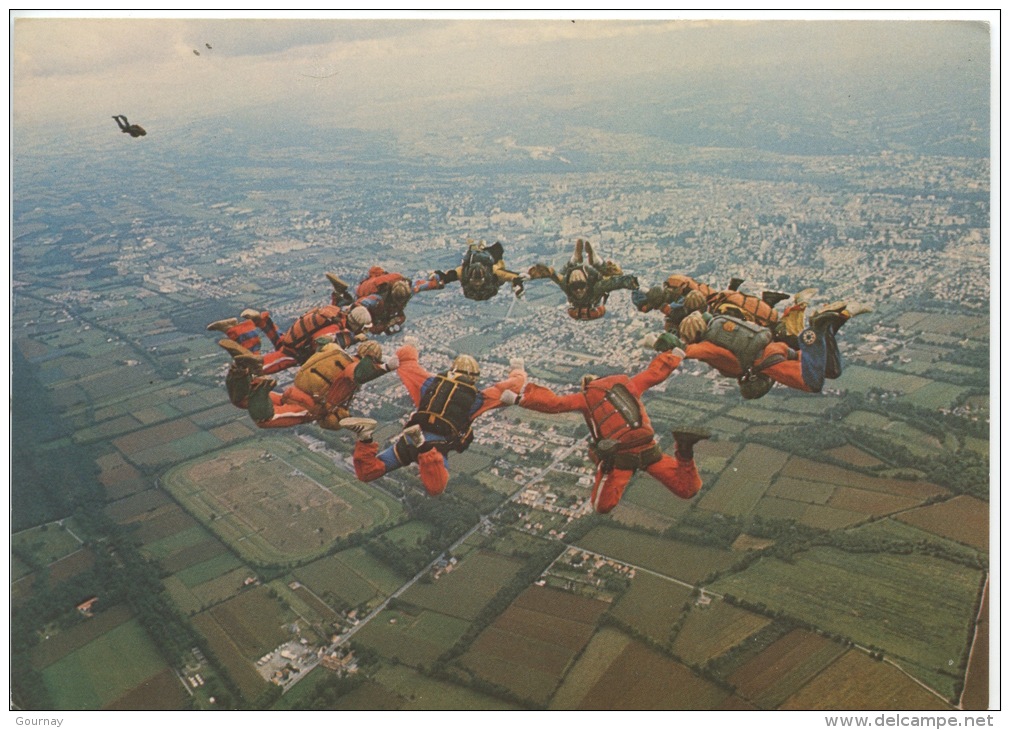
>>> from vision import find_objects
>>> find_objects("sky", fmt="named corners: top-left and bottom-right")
top-left (11, 12), bottom-right (995, 149)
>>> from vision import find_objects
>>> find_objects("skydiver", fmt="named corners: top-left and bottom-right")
top-left (344, 338), bottom-right (526, 497)
top-left (208, 281), bottom-right (374, 374)
top-left (112, 115), bottom-right (146, 138)
top-left (353, 266), bottom-right (443, 335)
top-left (662, 304), bottom-right (859, 399)
top-left (435, 240), bottom-right (527, 300)
top-left (634, 273), bottom-right (811, 336)
top-left (499, 349), bottom-right (706, 514)
top-left (527, 238), bottom-right (638, 320)
top-left (220, 340), bottom-right (397, 431)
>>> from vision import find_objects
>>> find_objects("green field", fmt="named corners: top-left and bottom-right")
top-left (548, 627), bottom-right (632, 709)
top-left (371, 663), bottom-right (521, 710)
top-left (671, 600), bottom-right (772, 666)
top-left (711, 548), bottom-right (982, 698)
top-left (697, 443), bottom-right (790, 517)
top-left (608, 571), bottom-right (693, 647)
top-left (11, 521), bottom-right (82, 564)
top-left (175, 552), bottom-right (245, 588)
top-left (294, 547), bottom-right (405, 613)
top-left (401, 550), bottom-right (524, 620)
top-left (576, 525), bottom-right (741, 585)
top-left (837, 365), bottom-right (933, 398)
top-left (141, 524), bottom-right (210, 559)
top-left (41, 619), bottom-right (168, 710)
top-left (620, 472), bottom-right (696, 521)
top-left (354, 607), bottom-right (470, 668)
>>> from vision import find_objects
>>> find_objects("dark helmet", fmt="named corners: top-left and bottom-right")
top-left (739, 373), bottom-right (774, 400)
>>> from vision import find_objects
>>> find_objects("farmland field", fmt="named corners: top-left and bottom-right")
top-left (779, 650), bottom-right (952, 710)
top-left (202, 585), bottom-right (292, 661)
top-left (608, 571), bottom-right (693, 646)
top-left (779, 457), bottom-right (946, 500)
top-left (174, 552), bottom-right (245, 587)
top-left (354, 607), bottom-right (470, 668)
top-left (31, 604), bottom-right (134, 671)
top-left (727, 629), bottom-right (847, 709)
top-left (371, 664), bottom-right (521, 710)
top-left (456, 586), bottom-right (608, 706)
top-left (40, 619), bottom-right (168, 710)
top-left (578, 638), bottom-right (730, 710)
top-left (618, 473), bottom-right (695, 521)
top-left (575, 525), bottom-right (740, 584)
top-left (11, 521), bottom-right (82, 564)
top-left (671, 601), bottom-right (771, 666)
top-left (159, 538), bottom-right (229, 574)
top-left (401, 550), bottom-right (524, 620)
top-left (191, 612), bottom-right (268, 702)
top-left (827, 487), bottom-right (921, 516)
top-left (766, 477), bottom-right (835, 504)
top-left (141, 524), bottom-right (209, 559)
top-left (710, 548), bottom-right (981, 698)
top-left (548, 627), bottom-right (632, 709)
top-left (132, 507), bottom-right (200, 545)
top-left (103, 667), bottom-right (190, 710)
top-left (896, 496), bottom-right (988, 552)
top-left (104, 489), bottom-right (173, 523)
top-left (826, 444), bottom-right (885, 468)
top-left (294, 555), bottom-right (381, 611)
top-left (697, 443), bottom-right (790, 517)
top-left (794, 503), bottom-right (867, 530)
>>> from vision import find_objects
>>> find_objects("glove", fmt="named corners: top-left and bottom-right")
top-left (403, 335), bottom-right (420, 348)
top-left (654, 332), bottom-right (684, 352)
top-left (509, 357), bottom-right (525, 372)
top-left (512, 276), bottom-right (526, 298)
top-left (528, 263), bottom-right (553, 280)
top-left (629, 275), bottom-right (640, 290)
top-left (383, 355), bottom-right (399, 371)
top-left (599, 260), bottom-right (623, 276)
top-left (499, 390), bottom-right (519, 406)
top-left (637, 333), bottom-right (659, 350)
top-left (353, 333), bottom-right (368, 342)
top-left (434, 269), bottom-right (447, 283)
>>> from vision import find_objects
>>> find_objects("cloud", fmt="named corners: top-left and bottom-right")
top-left (11, 17), bottom-right (991, 146)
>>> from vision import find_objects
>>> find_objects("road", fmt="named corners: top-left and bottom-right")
top-left (333, 439), bottom-right (586, 647)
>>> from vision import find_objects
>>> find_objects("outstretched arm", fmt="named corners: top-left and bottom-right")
top-left (472, 363), bottom-right (528, 419)
top-left (393, 343), bottom-right (433, 406)
top-left (597, 273), bottom-right (639, 295)
top-left (627, 350), bottom-right (684, 397)
top-left (516, 382), bottom-right (584, 414)
top-left (413, 277), bottom-right (444, 293)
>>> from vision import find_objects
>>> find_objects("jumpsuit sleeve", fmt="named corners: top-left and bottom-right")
top-left (394, 344), bottom-right (432, 406)
top-left (352, 357), bottom-right (391, 385)
top-left (517, 382), bottom-right (584, 414)
top-left (471, 367), bottom-right (528, 419)
top-left (413, 277), bottom-right (443, 293)
top-left (597, 273), bottom-right (639, 294)
top-left (627, 350), bottom-right (683, 397)
top-left (492, 260), bottom-right (522, 284)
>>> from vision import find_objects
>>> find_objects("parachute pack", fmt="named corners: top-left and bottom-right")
top-left (704, 315), bottom-right (773, 372)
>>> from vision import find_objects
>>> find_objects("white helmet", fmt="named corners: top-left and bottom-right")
top-left (347, 305), bottom-right (373, 333)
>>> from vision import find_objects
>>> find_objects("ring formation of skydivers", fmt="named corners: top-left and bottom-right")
top-left (207, 237), bottom-right (871, 513)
